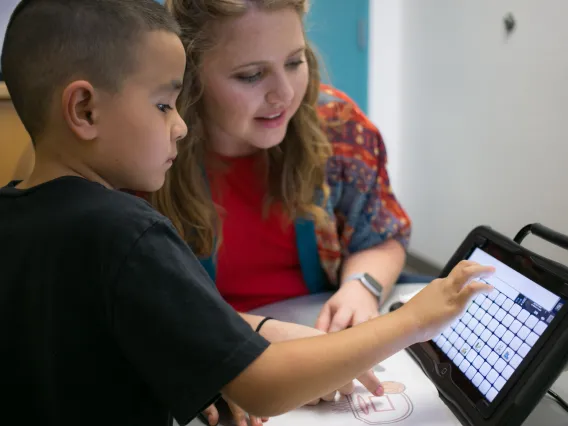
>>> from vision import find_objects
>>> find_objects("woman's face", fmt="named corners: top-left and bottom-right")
top-left (200, 7), bottom-right (309, 157)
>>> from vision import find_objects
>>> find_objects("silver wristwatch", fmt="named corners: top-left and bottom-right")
top-left (343, 272), bottom-right (384, 303)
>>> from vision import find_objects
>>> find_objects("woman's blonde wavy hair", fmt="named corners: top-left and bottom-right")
top-left (151, 0), bottom-right (332, 257)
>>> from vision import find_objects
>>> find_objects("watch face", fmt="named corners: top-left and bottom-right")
top-left (364, 273), bottom-right (383, 292)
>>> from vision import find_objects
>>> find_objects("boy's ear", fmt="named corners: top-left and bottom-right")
top-left (61, 81), bottom-right (99, 141)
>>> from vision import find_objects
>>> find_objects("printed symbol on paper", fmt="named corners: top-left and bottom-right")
top-left (333, 381), bottom-right (413, 424)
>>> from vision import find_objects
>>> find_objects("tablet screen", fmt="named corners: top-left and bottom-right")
top-left (431, 247), bottom-right (565, 405)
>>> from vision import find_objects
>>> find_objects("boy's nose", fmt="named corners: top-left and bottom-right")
top-left (172, 113), bottom-right (188, 142)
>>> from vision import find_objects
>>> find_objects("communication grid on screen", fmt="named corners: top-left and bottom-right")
top-left (431, 248), bottom-right (565, 404)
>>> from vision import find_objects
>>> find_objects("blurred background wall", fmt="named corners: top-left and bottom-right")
top-left (2, 0), bottom-right (567, 270)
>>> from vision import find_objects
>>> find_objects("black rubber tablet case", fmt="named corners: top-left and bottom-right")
top-left (405, 223), bottom-right (568, 426)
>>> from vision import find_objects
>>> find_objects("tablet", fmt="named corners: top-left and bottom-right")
top-left (404, 225), bottom-right (568, 426)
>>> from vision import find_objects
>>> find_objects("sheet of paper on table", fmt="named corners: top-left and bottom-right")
top-left (265, 349), bottom-right (461, 426)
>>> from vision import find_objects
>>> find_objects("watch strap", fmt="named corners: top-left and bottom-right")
top-left (343, 272), bottom-right (384, 302)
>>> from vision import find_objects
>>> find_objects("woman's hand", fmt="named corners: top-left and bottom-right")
top-left (201, 399), bottom-right (268, 426)
top-left (315, 279), bottom-right (380, 332)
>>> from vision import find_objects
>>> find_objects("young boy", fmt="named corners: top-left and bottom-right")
top-left (0, 1), bottom-right (493, 425)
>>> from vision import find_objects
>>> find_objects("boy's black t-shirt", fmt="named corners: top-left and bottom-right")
top-left (0, 177), bottom-right (270, 426)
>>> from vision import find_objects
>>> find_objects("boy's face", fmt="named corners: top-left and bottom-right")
top-left (95, 30), bottom-right (187, 192)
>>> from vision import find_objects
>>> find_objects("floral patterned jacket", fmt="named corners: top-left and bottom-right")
top-left (200, 84), bottom-right (412, 293)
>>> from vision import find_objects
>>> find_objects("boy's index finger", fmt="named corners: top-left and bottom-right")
top-left (357, 370), bottom-right (382, 396)
top-left (458, 265), bottom-right (496, 290)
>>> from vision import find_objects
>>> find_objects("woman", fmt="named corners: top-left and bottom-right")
top-left (151, 2), bottom-right (426, 423)
top-left (152, 5), bottom-right (418, 426)
top-left (153, 0), bottom-right (425, 332)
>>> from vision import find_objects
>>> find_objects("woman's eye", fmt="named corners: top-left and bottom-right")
top-left (157, 104), bottom-right (173, 113)
top-left (237, 72), bottom-right (262, 83)
top-left (286, 60), bottom-right (305, 69)
top-left (235, 60), bottom-right (303, 83)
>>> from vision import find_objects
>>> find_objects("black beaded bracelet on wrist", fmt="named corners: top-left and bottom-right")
top-left (255, 316), bottom-right (274, 333)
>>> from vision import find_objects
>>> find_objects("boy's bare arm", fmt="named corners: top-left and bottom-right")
top-left (237, 313), bottom-right (385, 393)
top-left (224, 308), bottom-right (416, 417)
top-left (223, 262), bottom-right (494, 417)
top-left (238, 313), bottom-right (328, 341)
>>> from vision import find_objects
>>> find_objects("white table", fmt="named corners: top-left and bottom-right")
top-left (188, 284), bottom-right (568, 426)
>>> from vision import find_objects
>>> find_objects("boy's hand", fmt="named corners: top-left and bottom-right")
top-left (306, 368), bottom-right (383, 405)
top-left (401, 260), bottom-right (495, 342)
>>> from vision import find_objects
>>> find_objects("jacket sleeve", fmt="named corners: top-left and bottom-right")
top-left (318, 84), bottom-right (412, 256)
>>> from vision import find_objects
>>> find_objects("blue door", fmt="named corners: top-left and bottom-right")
top-left (305, 0), bottom-right (369, 112)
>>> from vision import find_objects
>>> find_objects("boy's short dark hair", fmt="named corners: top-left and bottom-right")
top-left (1, 0), bottom-right (181, 143)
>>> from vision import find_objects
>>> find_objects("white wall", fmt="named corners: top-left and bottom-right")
top-left (368, 0), bottom-right (404, 191)
top-left (369, 0), bottom-right (568, 268)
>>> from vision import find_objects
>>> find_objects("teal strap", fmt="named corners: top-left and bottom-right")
top-left (295, 218), bottom-right (329, 294)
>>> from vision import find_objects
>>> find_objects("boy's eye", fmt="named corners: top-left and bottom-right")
top-left (236, 71), bottom-right (262, 84)
top-left (157, 104), bottom-right (173, 113)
